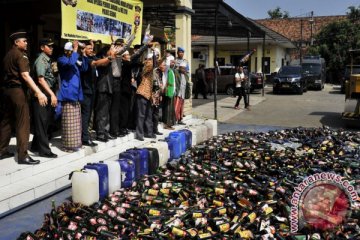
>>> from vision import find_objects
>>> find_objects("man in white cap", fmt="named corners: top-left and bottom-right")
top-left (0, 30), bottom-right (47, 164)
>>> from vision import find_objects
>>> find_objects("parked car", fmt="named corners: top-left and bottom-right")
top-left (340, 65), bottom-right (360, 93)
top-left (273, 65), bottom-right (307, 94)
top-left (291, 56), bottom-right (326, 90)
top-left (203, 66), bottom-right (264, 95)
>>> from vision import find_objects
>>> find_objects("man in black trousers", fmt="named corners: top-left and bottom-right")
top-left (30, 38), bottom-right (58, 158)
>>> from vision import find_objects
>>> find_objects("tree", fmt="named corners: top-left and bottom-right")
top-left (347, 5), bottom-right (360, 23)
top-left (308, 11), bottom-right (360, 82)
top-left (267, 7), bottom-right (290, 19)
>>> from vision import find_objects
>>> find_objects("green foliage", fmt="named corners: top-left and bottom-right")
top-left (347, 5), bottom-right (360, 23)
top-left (267, 7), bottom-right (290, 19)
top-left (313, 16), bottom-right (360, 73)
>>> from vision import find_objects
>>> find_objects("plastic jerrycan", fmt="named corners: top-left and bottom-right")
top-left (102, 160), bottom-right (121, 194)
top-left (84, 163), bottom-right (109, 200)
top-left (70, 169), bottom-right (100, 206)
top-left (117, 158), bottom-right (136, 188)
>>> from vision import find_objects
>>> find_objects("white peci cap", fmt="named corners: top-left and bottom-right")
top-left (64, 42), bottom-right (73, 51)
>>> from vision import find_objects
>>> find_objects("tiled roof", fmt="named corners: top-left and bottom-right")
top-left (256, 15), bottom-right (347, 42)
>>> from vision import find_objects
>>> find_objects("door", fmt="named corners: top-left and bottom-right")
top-left (262, 57), bottom-right (270, 74)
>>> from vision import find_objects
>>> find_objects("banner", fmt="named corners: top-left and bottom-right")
top-left (61, 0), bottom-right (143, 45)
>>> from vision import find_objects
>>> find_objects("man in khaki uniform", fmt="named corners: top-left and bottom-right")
top-left (0, 31), bottom-right (47, 164)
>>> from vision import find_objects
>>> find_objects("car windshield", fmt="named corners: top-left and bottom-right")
top-left (302, 63), bottom-right (321, 74)
top-left (278, 66), bottom-right (301, 75)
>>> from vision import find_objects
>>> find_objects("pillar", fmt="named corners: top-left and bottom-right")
top-left (175, 0), bottom-right (194, 116)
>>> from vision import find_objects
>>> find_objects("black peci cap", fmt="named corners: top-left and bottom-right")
top-left (9, 30), bottom-right (27, 42)
top-left (39, 38), bottom-right (54, 46)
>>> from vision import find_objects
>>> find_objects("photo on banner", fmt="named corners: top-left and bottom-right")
top-left (61, 0), bottom-right (143, 45)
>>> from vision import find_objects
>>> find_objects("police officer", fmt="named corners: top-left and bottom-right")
top-left (30, 38), bottom-right (58, 158)
top-left (0, 31), bottom-right (47, 164)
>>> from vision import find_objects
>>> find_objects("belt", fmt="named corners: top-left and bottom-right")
top-left (3, 82), bottom-right (22, 88)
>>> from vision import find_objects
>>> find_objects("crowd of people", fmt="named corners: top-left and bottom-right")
top-left (0, 30), bottom-right (191, 165)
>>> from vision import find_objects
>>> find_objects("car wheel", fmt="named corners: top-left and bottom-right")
top-left (225, 86), bottom-right (235, 95)
top-left (298, 86), bottom-right (303, 95)
top-left (273, 87), bottom-right (278, 94)
top-left (303, 86), bottom-right (308, 92)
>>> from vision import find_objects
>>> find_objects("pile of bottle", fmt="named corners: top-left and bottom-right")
top-left (18, 127), bottom-right (359, 239)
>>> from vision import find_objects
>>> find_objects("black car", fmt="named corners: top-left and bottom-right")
top-left (273, 65), bottom-right (307, 94)
top-left (340, 65), bottom-right (360, 93)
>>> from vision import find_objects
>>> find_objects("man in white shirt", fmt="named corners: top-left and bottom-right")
top-left (234, 66), bottom-right (250, 110)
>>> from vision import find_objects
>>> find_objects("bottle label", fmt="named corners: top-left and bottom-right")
top-left (219, 222), bottom-right (230, 232)
top-left (186, 228), bottom-right (198, 237)
top-left (172, 227), bottom-right (186, 237)
top-left (198, 232), bottom-right (212, 239)
top-left (148, 189), bottom-right (159, 196)
top-left (248, 212), bottom-right (257, 223)
top-left (192, 212), bottom-right (203, 218)
top-left (149, 209), bottom-right (161, 216)
top-left (218, 208), bottom-right (227, 215)
top-left (213, 200), bottom-right (224, 207)
top-left (215, 188), bottom-right (226, 195)
top-left (239, 230), bottom-right (254, 238)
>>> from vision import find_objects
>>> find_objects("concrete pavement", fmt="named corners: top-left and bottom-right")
top-left (192, 91), bottom-right (266, 122)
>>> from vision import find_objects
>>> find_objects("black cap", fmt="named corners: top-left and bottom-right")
top-left (114, 38), bottom-right (124, 45)
top-left (9, 30), bottom-right (27, 42)
top-left (39, 38), bottom-right (54, 46)
top-left (134, 44), bottom-right (141, 49)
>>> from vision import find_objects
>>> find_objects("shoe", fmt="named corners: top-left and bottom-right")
top-left (39, 152), bottom-right (58, 158)
top-left (96, 135), bottom-right (108, 142)
top-left (193, 97), bottom-right (198, 99)
top-left (117, 132), bottom-right (126, 137)
top-left (18, 156), bottom-right (40, 165)
top-left (82, 140), bottom-right (98, 147)
top-left (107, 134), bottom-right (117, 140)
top-left (144, 134), bottom-right (156, 139)
top-left (0, 151), bottom-right (14, 160)
top-left (203, 97), bottom-right (208, 99)
top-left (234, 106), bottom-right (240, 110)
top-left (178, 121), bottom-right (186, 125)
top-left (245, 106), bottom-right (250, 110)
top-left (154, 131), bottom-right (163, 135)
top-left (135, 136), bottom-right (144, 141)
top-left (119, 129), bottom-right (128, 136)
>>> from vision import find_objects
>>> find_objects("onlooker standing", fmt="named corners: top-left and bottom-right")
top-left (57, 41), bottom-right (85, 152)
top-left (109, 36), bottom-right (135, 138)
top-left (194, 64), bottom-right (208, 99)
top-left (151, 58), bottom-right (166, 132)
top-left (175, 47), bottom-right (189, 72)
top-left (94, 45), bottom-right (120, 142)
top-left (234, 66), bottom-right (250, 110)
top-left (174, 62), bottom-right (189, 125)
top-left (162, 61), bottom-right (176, 129)
top-left (0, 31), bottom-right (47, 164)
top-left (165, 49), bottom-right (174, 67)
top-left (79, 40), bottom-right (113, 147)
top-left (120, 40), bottom-right (151, 134)
top-left (135, 58), bottom-right (154, 141)
top-left (31, 38), bottom-right (58, 158)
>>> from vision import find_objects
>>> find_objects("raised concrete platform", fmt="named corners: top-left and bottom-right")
top-left (0, 116), bottom-right (216, 216)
